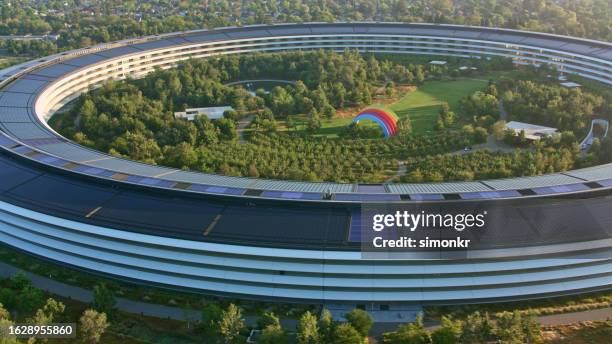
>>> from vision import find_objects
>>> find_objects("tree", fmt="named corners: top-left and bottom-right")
top-left (307, 109), bottom-right (322, 132)
top-left (521, 312), bottom-right (543, 344)
top-left (297, 311), bottom-right (319, 344)
top-left (382, 315), bottom-right (430, 344)
top-left (79, 309), bottom-right (109, 344)
top-left (496, 311), bottom-right (524, 344)
top-left (397, 117), bottom-right (412, 135)
top-left (219, 304), bottom-right (245, 344)
top-left (431, 316), bottom-right (462, 344)
top-left (322, 104), bottom-right (336, 119)
top-left (345, 308), bottom-right (373, 338)
top-left (330, 323), bottom-right (362, 344)
top-left (163, 142), bottom-right (198, 169)
top-left (199, 303), bottom-right (223, 341)
top-left (0, 303), bottom-right (18, 344)
top-left (319, 309), bottom-right (334, 343)
top-left (92, 283), bottom-right (116, 317)
top-left (29, 298), bottom-right (65, 326)
top-left (473, 127), bottom-right (488, 143)
top-left (258, 324), bottom-right (288, 344)
top-left (7, 273), bottom-right (43, 318)
top-left (492, 120), bottom-right (507, 140)
top-left (257, 311), bottom-right (281, 330)
top-left (217, 118), bottom-right (238, 141)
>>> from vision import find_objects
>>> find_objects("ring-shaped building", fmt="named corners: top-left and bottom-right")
top-left (0, 22), bottom-right (610, 305)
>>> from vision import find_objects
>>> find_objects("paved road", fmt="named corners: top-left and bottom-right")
top-left (0, 261), bottom-right (295, 328)
top-left (0, 261), bottom-right (609, 335)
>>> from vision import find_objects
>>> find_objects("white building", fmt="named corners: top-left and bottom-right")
top-left (560, 82), bottom-right (581, 88)
top-left (174, 106), bottom-right (233, 121)
top-left (505, 121), bottom-right (559, 140)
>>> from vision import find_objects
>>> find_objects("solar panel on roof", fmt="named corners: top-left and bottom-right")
top-left (563, 164), bottom-right (612, 181)
top-left (532, 183), bottom-right (589, 195)
top-left (334, 193), bottom-right (401, 201)
top-left (459, 190), bottom-right (522, 199)
top-left (226, 30), bottom-right (271, 39)
top-left (183, 33), bottom-right (229, 43)
top-left (357, 184), bottom-right (386, 193)
top-left (63, 54), bottom-right (107, 67)
top-left (12, 145), bottom-right (34, 154)
top-left (309, 26), bottom-right (354, 34)
top-left (260, 191), bottom-right (323, 200)
top-left (0, 92), bottom-right (34, 107)
top-left (132, 177), bottom-right (176, 188)
top-left (96, 46), bottom-right (141, 58)
top-left (31, 63), bottom-right (79, 78)
top-left (5, 79), bottom-right (49, 93)
top-left (409, 194), bottom-right (445, 201)
top-left (86, 158), bottom-right (170, 177)
top-left (483, 174), bottom-right (584, 190)
top-left (166, 37), bottom-right (190, 45)
top-left (1, 122), bottom-right (56, 140)
top-left (164, 170), bottom-right (253, 188)
top-left (37, 142), bottom-right (109, 162)
top-left (131, 39), bottom-right (177, 51)
top-left (0, 107), bottom-right (33, 122)
top-left (387, 182), bottom-right (490, 194)
top-left (187, 184), bottom-right (245, 195)
top-left (21, 138), bottom-right (63, 146)
top-left (597, 179), bottom-right (612, 187)
top-left (0, 134), bottom-right (15, 147)
top-left (266, 27), bottom-right (311, 36)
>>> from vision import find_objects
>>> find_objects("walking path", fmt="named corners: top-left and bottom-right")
top-left (0, 261), bottom-right (609, 335)
top-left (237, 115), bottom-right (254, 144)
top-left (224, 79), bottom-right (296, 87)
top-left (386, 161), bottom-right (407, 182)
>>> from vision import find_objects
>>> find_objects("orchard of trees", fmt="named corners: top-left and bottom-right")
top-left (53, 51), bottom-right (489, 183)
top-left (53, 49), bottom-right (611, 183)
top-left (402, 148), bottom-right (577, 182)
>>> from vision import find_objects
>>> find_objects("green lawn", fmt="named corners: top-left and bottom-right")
top-left (386, 78), bottom-right (489, 134)
top-left (280, 74), bottom-right (510, 137)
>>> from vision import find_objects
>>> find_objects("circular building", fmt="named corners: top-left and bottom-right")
top-left (0, 23), bottom-right (610, 306)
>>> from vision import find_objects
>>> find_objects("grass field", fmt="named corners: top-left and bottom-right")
top-left (280, 76), bottom-right (501, 138)
top-left (386, 78), bottom-right (490, 134)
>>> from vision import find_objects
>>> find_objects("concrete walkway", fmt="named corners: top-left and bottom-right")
top-left (0, 261), bottom-right (609, 335)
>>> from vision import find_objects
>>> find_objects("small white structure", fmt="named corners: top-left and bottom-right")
top-left (505, 121), bottom-right (559, 140)
top-left (174, 106), bottom-right (233, 121)
top-left (429, 60), bottom-right (447, 65)
top-left (560, 82), bottom-right (581, 88)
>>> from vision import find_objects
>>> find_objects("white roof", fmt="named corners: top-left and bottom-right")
top-left (506, 121), bottom-right (557, 132)
top-left (560, 82), bottom-right (581, 88)
top-left (429, 60), bottom-right (447, 65)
